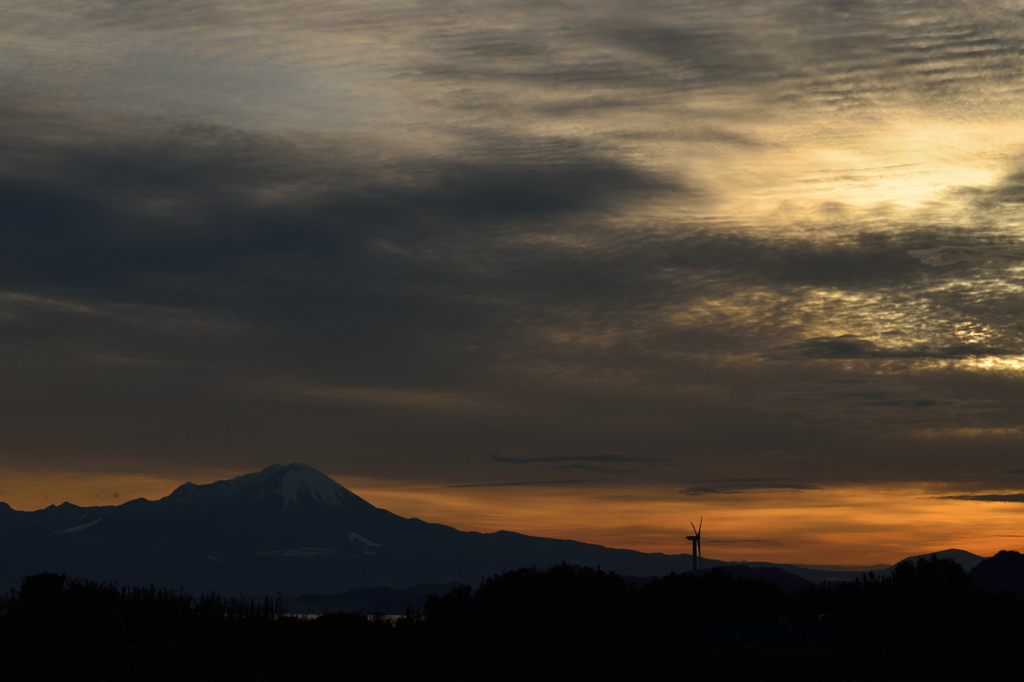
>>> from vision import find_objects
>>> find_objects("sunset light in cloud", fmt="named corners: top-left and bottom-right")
top-left (3, 0), bottom-right (1024, 567)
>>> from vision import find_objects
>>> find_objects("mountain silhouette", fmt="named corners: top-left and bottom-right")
top-left (884, 548), bottom-right (984, 574)
top-left (4, 464), bottom-right (987, 598)
top-left (0, 463), bottom-right (716, 596)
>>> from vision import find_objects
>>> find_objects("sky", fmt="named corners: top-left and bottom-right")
top-left (2, 0), bottom-right (1024, 565)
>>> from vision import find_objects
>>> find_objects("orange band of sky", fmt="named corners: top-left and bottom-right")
top-left (3, 469), bottom-right (1021, 566)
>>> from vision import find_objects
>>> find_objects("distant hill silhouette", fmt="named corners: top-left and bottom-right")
top-left (884, 548), bottom-right (984, 574)
top-left (969, 550), bottom-right (1024, 596)
top-left (696, 564), bottom-right (813, 593)
top-left (727, 561), bottom-right (870, 582)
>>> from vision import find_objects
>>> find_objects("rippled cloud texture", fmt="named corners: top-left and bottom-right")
top-left (2, 0), bottom-right (1024, 556)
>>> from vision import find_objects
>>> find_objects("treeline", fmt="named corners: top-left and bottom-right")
top-left (1, 557), bottom-right (1022, 680)
top-left (3, 572), bottom-right (287, 623)
top-left (424, 557), bottom-right (1024, 680)
top-left (0, 574), bottom-right (411, 681)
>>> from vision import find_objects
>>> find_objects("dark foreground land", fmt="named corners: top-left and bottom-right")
top-left (2, 555), bottom-right (1022, 681)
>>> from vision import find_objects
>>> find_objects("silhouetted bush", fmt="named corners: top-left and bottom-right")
top-left (971, 550), bottom-right (1024, 596)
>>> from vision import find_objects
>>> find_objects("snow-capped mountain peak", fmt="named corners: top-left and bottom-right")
top-left (277, 463), bottom-right (355, 508)
top-left (165, 463), bottom-right (369, 510)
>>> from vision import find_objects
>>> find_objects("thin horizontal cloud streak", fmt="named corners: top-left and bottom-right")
top-left (786, 335), bottom-right (1017, 360)
top-left (550, 463), bottom-right (640, 475)
top-left (940, 493), bottom-right (1024, 503)
top-left (681, 481), bottom-right (823, 496)
top-left (489, 453), bottom-right (661, 466)
top-left (448, 480), bottom-right (583, 488)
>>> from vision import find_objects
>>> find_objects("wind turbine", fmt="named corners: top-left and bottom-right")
top-left (685, 517), bottom-right (702, 572)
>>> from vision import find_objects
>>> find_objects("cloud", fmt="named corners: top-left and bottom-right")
top-left (908, 245), bottom-right (1024, 268)
top-left (990, 170), bottom-right (1024, 204)
top-left (964, 162), bottom-right (1024, 207)
top-left (489, 452), bottom-right (661, 466)
top-left (681, 479), bottom-right (822, 496)
top-left (749, 376), bottom-right (1012, 440)
top-left (4, 90), bottom-right (1024, 487)
top-left (550, 462), bottom-right (640, 475)
top-left (447, 479), bottom-right (583, 488)
top-left (939, 493), bottom-right (1024, 503)
top-left (252, 381), bottom-right (489, 413)
top-left (0, 96), bottom-right (680, 315)
top-left (399, 0), bottom-right (1024, 116)
top-left (911, 427), bottom-right (1022, 439)
top-left (784, 335), bottom-right (1014, 361)
top-left (3, 0), bottom-right (1024, 498)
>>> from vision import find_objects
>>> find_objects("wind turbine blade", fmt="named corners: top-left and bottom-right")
top-left (691, 521), bottom-right (698, 535)
top-left (698, 516), bottom-right (702, 534)
top-left (697, 538), bottom-right (701, 559)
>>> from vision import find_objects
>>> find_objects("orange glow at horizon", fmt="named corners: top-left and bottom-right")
top-left (348, 479), bottom-right (1024, 566)
top-left (0, 470), bottom-right (227, 511)
top-left (3, 469), bottom-right (1021, 567)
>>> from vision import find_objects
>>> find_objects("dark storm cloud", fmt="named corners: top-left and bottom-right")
top-left (681, 479), bottom-right (822, 496)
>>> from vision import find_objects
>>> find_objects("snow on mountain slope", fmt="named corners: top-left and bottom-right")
top-left (166, 463), bottom-right (371, 510)
top-left (278, 463), bottom-right (359, 508)
top-left (54, 518), bottom-right (103, 534)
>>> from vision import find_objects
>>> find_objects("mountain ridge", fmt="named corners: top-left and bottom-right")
top-left (0, 463), bottom-right (700, 596)
top-left (0, 464), bottom-right (996, 596)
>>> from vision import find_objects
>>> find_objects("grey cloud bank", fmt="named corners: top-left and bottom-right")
top-left (1, 0), bottom-right (1023, 500)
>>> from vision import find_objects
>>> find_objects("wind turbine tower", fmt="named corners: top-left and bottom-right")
top-left (685, 517), bottom-right (702, 572)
